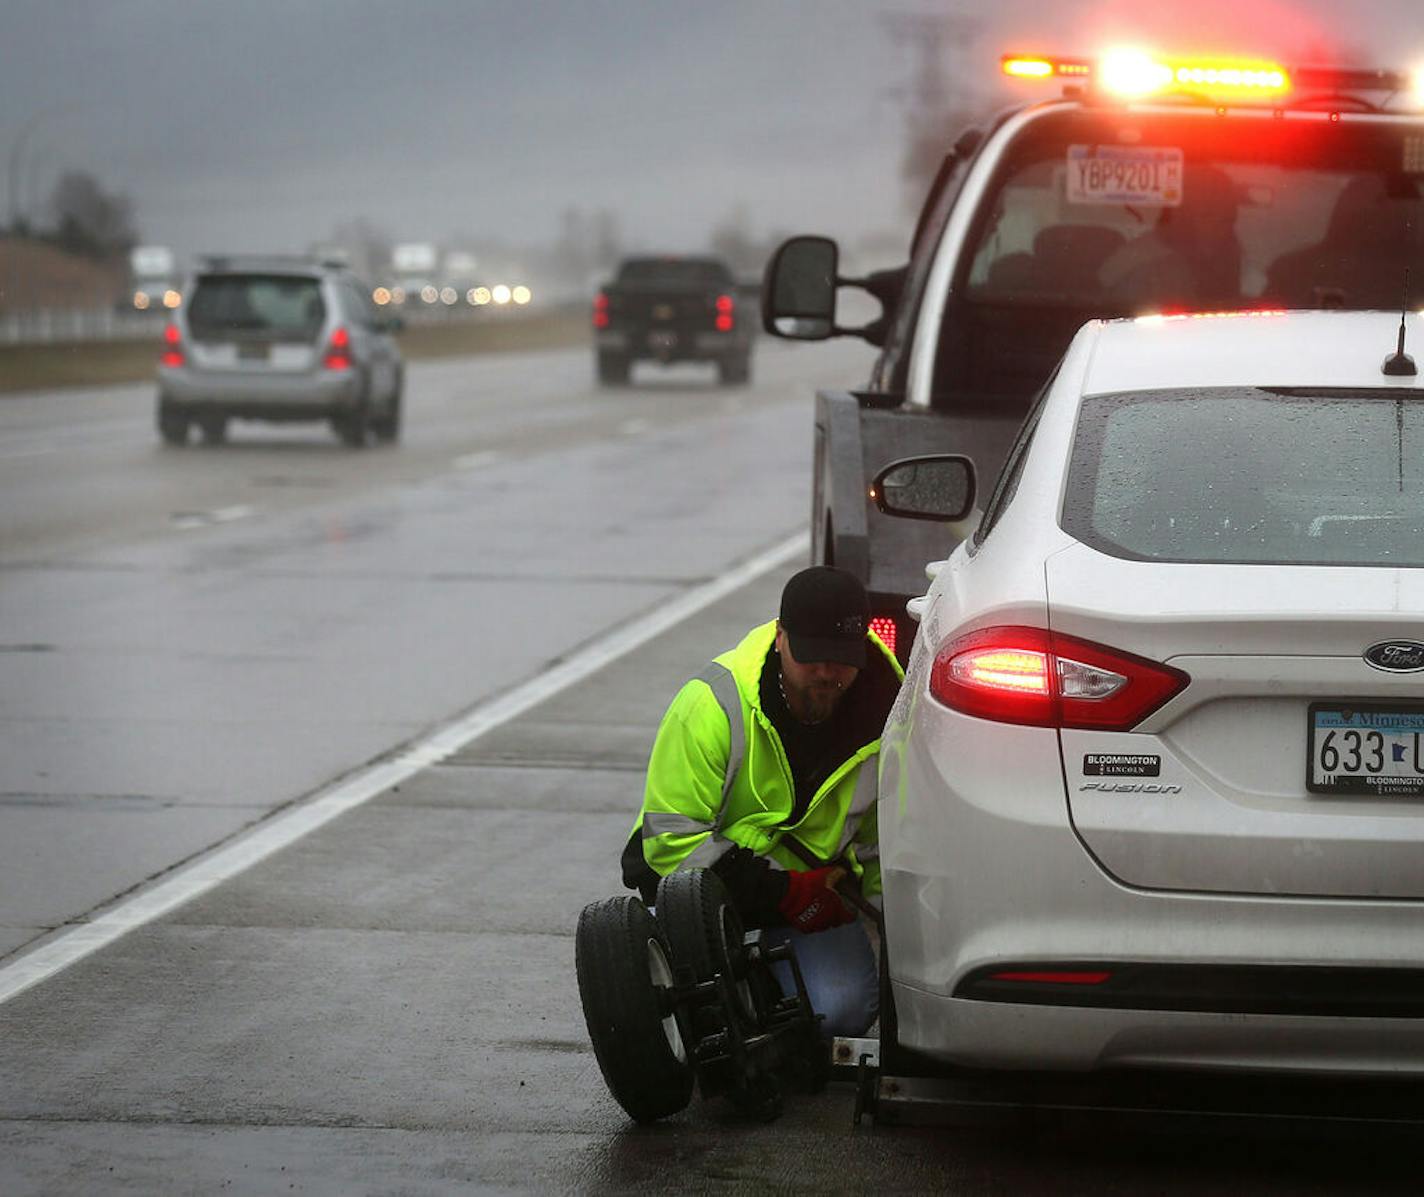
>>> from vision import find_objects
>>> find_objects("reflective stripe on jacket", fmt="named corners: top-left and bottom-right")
top-left (632, 619), bottom-right (902, 896)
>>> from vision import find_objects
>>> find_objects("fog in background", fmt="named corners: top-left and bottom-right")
top-left (4, 0), bottom-right (1421, 289)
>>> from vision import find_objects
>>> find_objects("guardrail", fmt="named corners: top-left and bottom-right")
top-left (0, 298), bottom-right (584, 347)
top-left (0, 307), bottom-right (170, 346)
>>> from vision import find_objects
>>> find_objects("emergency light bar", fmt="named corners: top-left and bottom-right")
top-left (1005, 51), bottom-right (1424, 108)
top-left (1004, 51), bottom-right (1290, 99)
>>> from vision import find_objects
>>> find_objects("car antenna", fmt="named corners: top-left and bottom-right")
top-left (1382, 263), bottom-right (1417, 377)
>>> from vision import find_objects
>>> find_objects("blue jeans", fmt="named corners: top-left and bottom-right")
top-left (762, 917), bottom-right (878, 1038)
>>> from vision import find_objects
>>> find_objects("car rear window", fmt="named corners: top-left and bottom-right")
top-left (1063, 387), bottom-right (1424, 566)
top-left (187, 274), bottom-right (325, 340)
top-left (616, 259), bottom-right (730, 287)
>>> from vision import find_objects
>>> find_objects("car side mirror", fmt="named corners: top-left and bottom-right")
top-left (762, 236), bottom-right (838, 340)
top-left (870, 455), bottom-right (977, 523)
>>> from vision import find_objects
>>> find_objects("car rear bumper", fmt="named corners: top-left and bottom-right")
top-left (159, 366), bottom-right (361, 417)
top-left (878, 691), bottom-right (1424, 1074)
top-left (892, 985), bottom-right (1424, 1075)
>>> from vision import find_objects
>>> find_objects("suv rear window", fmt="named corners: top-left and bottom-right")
top-left (1063, 387), bottom-right (1424, 567)
top-left (187, 274), bottom-right (326, 341)
top-left (616, 259), bottom-right (731, 287)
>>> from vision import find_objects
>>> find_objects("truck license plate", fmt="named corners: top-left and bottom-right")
top-left (1307, 703), bottom-right (1424, 796)
top-left (1066, 145), bottom-right (1184, 207)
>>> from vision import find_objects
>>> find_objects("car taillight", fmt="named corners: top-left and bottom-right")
top-left (323, 326), bottom-right (352, 370)
top-left (592, 292), bottom-right (610, 329)
top-left (928, 625), bottom-right (1188, 730)
top-left (160, 323), bottom-right (184, 368)
top-left (714, 293), bottom-right (734, 332)
top-left (869, 616), bottom-right (898, 658)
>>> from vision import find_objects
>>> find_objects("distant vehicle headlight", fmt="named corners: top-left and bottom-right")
top-left (420, 285), bottom-right (438, 304)
top-left (162, 290), bottom-right (182, 309)
top-left (440, 286), bottom-right (458, 305)
top-left (512, 285), bottom-right (532, 305)
top-left (373, 287), bottom-right (392, 305)
top-left (492, 284), bottom-right (512, 305)
top-left (470, 286), bottom-right (492, 306)
top-left (391, 287), bottom-right (407, 305)
top-left (133, 292), bottom-right (150, 310)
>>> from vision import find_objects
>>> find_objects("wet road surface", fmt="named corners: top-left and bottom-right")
top-left (3, 342), bottom-right (1421, 1192)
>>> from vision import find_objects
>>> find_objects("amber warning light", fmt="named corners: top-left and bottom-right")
top-left (1003, 52), bottom-right (1290, 100)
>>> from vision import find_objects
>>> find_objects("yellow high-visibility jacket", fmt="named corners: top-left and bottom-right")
top-left (628, 620), bottom-right (902, 898)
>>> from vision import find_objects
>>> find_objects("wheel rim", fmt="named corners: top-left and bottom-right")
top-left (646, 937), bottom-right (687, 1064)
top-left (718, 906), bottom-right (757, 1023)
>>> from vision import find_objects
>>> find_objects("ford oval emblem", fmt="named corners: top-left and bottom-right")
top-left (1364, 640), bottom-right (1424, 672)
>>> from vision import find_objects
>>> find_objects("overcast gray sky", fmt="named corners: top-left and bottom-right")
top-left (4, 0), bottom-right (1422, 270)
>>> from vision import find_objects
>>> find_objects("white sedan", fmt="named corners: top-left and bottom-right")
top-left (874, 309), bottom-right (1424, 1076)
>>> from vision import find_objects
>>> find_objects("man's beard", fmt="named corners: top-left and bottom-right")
top-left (796, 679), bottom-right (844, 724)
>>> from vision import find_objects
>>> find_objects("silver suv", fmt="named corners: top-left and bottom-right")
top-left (156, 256), bottom-right (404, 446)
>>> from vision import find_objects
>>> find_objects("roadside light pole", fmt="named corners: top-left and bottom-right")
top-left (6, 105), bottom-right (80, 233)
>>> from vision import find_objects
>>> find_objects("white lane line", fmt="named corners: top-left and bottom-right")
top-left (453, 451), bottom-right (500, 470)
top-left (0, 528), bottom-right (806, 1006)
top-left (170, 504), bottom-right (256, 530)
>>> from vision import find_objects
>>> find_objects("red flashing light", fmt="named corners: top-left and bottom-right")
top-left (160, 324), bottom-right (184, 368)
top-left (593, 291), bottom-right (610, 329)
top-left (322, 326), bottom-right (352, 371)
top-left (991, 970), bottom-right (1112, 985)
top-left (870, 616), bottom-right (898, 658)
top-left (929, 625), bottom-right (1188, 730)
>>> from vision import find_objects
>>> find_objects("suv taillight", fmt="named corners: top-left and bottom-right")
top-left (928, 625), bottom-right (1188, 730)
top-left (160, 323), bottom-right (184, 368)
top-left (714, 293), bottom-right (734, 331)
top-left (322, 326), bottom-right (352, 370)
top-left (592, 292), bottom-right (610, 329)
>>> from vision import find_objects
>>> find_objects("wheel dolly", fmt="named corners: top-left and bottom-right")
top-left (834, 1037), bottom-right (1424, 1134)
top-left (576, 868), bottom-right (828, 1123)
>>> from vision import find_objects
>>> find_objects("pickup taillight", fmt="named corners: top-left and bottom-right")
top-left (715, 294), bottom-right (734, 332)
top-left (593, 292), bottom-right (610, 329)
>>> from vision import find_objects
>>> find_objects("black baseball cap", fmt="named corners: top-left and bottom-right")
top-left (778, 566), bottom-right (870, 668)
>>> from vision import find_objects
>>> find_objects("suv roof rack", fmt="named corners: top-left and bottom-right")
top-left (195, 253), bottom-right (347, 273)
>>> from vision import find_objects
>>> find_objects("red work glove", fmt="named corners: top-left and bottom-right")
top-left (777, 866), bottom-right (855, 934)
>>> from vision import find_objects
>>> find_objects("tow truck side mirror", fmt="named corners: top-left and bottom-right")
top-left (762, 236), bottom-right (838, 340)
top-left (762, 236), bottom-right (904, 347)
top-left (870, 454), bottom-right (977, 523)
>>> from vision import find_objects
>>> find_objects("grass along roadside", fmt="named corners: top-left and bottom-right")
top-left (0, 307), bottom-right (591, 395)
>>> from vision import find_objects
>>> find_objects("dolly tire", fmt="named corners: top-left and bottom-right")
top-left (655, 869), bottom-right (759, 1026)
top-left (575, 896), bottom-right (694, 1124)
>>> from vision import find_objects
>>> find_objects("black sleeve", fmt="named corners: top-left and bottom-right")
top-left (710, 846), bottom-right (790, 929)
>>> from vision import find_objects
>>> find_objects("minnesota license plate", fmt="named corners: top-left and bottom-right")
top-left (1066, 145), bottom-right (1184, 207)
top-left (1307, 703), bottom-right (1424, 797)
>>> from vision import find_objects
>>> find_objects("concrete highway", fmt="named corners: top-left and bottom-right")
top-left (1, 340), bottom-right (1419, 1192)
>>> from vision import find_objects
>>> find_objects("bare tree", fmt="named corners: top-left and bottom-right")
top-left (46, 171), bottom-right (136, 262)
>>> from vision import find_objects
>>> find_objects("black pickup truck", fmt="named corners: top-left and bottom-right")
top-left (592, 256), bottom-right (754, 386)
